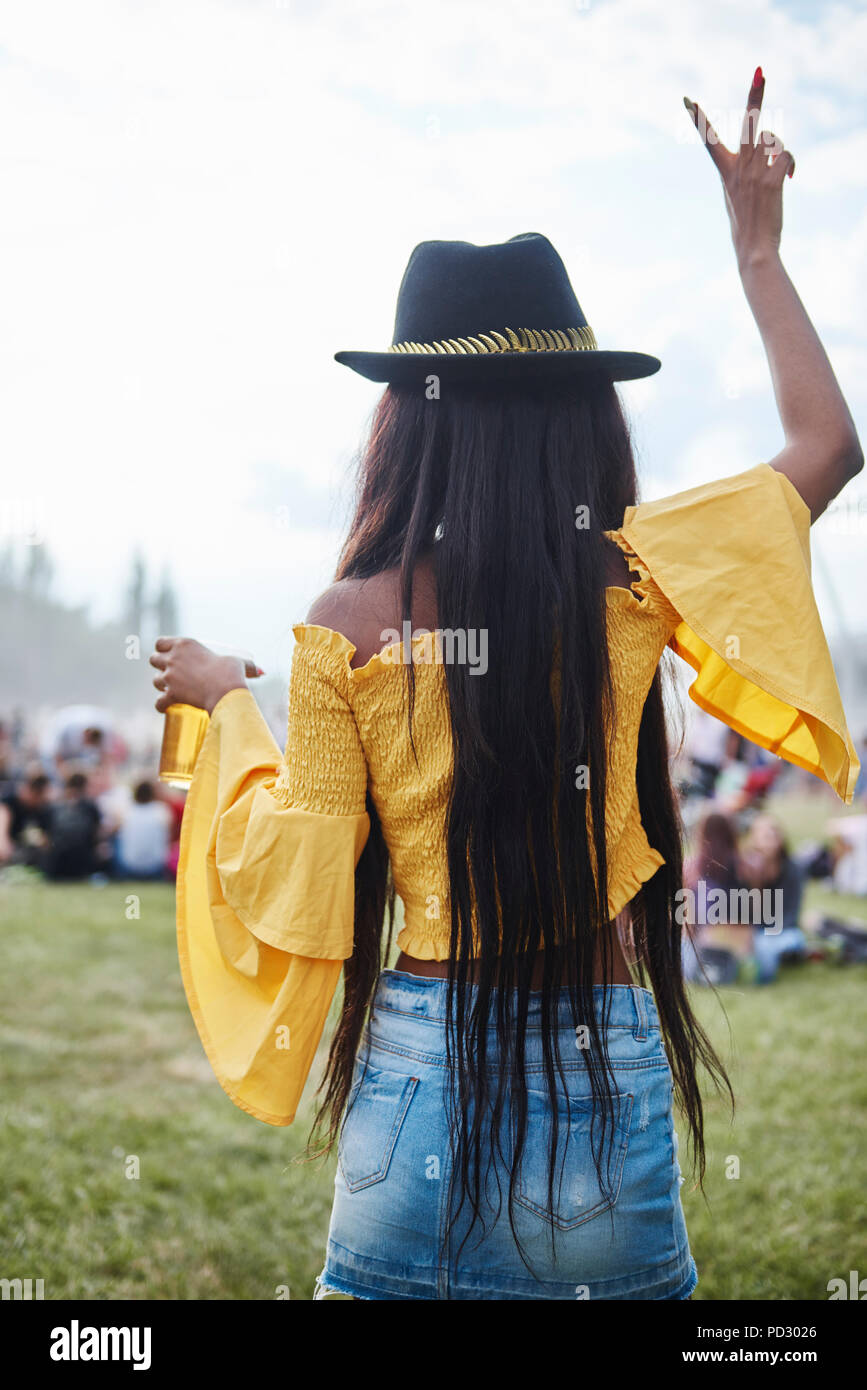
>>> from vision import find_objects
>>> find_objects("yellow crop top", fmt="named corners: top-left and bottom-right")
top-left (176, 462), bottom-right (860, 1124)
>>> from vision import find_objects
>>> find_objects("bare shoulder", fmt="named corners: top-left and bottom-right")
top-left (304, 572), bottom-right (403, 669)
top-left (305, 554), bottom-right (438, 669)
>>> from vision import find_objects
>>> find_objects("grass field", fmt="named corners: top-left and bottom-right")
top-left (1, 791), bottom-right (865, 1301)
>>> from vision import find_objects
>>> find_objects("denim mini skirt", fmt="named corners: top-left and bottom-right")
top-left (315, 970), bottom-right (698, 1301)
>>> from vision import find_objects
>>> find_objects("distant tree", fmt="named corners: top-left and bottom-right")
top-left (154, 569), bottom-right (180, 635)
top-left (0, 543), bottom-right (16, 587)
top-left (22, 543), bottom-right (53, 598)
top-left (124, 552), bottom-right (147, 635)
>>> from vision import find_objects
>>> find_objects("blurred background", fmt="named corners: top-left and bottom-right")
top-left (1, 0), bottom-right (865, 1301)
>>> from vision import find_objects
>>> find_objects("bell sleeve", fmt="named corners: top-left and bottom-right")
top-left (604, 462), bottom-right (860, 804)
top-left (176, 625), bottom-right (370, 1126)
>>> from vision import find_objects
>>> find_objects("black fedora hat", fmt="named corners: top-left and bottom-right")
top-left (335, 232), bottom-right (660, 384)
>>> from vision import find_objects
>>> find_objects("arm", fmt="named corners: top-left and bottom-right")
top-left (685, 70), bottom-right (863, 521)
top-left (740, 253), bottom-right (862, 520)
top-left (151, 631), bottom-right (369, 1125)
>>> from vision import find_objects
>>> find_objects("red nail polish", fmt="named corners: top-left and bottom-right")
top-left (753, 66), bottom-right (763, 86)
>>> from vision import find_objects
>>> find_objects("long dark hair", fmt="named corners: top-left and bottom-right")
top-left (312, 372), bottom-right (731, 1266)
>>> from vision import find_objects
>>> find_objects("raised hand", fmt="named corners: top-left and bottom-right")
top-left (682, 69), bottom-right (861, 520)
top-left (684, 68), bottom-right (795, 270)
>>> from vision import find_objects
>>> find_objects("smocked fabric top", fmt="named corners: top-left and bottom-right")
top-left (176, 463), bottom-right (860, 1125)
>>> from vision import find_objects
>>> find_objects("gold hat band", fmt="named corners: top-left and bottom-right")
top-left (388, 325), bottom-right (598, 356)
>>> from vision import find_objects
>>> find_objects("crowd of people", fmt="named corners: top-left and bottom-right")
top-left (2, 701), bottom-right (866, 979)
top-left (0, 716), bottom-right (184, 883)
top-left (676, 708), bottom-right (867, 986)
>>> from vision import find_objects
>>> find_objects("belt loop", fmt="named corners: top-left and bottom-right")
top-left (631, 985), bottom-right (648, 1041)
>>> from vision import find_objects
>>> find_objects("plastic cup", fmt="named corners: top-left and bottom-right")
top-left (158, 640), bottom-right (254, 789)
top-left (158, 704), bottom-right (210, 788)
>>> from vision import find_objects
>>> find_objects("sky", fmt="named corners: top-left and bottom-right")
top-left (1, 0), bottom-right (865, 699)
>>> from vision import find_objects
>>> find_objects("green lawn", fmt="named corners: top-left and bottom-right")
top-left (1, 791), bottom-right (865, 1300)
top-left (680, 961), bottom-right (867, 1299)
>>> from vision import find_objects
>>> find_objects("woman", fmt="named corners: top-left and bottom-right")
top-left (685, 813), bottom-right (741, 903)
top-left (682, 810), bottom-right (745, 983)
top-left (738, 814), bottom-right (807, 984)
top-left (150, 70), bottom-right (861, 1300)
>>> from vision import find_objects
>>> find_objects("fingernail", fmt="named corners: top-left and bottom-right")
top-left (683, 96), bottom-right (695, 113)
top-left (753, 66), bottom-right (763, 86)
top-left (788, 162), bottom-right (794, 178)
top-left (256, 667), bottom-right (265, 676)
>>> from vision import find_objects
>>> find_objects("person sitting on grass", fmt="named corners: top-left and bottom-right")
top-left (0, 770), bottom-right (54, 868)
top-left (43, 772), bottom-right (103, 882)
top-left (682, 810), bottom-right (748, 982)
top-left (114, 780), bottom-right (172, 881)
top-left (738, 814), bottom-right (807, 984)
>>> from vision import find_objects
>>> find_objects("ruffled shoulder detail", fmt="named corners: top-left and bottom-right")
top-left (293, 621), bottom-right (444, 685)
top-left (291, 622), bottom-right (358, 697)
top-left (608, 463), bottom-right (860, 803)
top-left (603, 534), bottom-right (677, 620)
top-left (292, 621), bottom-right (356, 662)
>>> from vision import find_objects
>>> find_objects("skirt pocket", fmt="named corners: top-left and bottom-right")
top-left (337, 1065), bottom-right (420, 1194)
top-left (515, 1089), bottom-right (634, 1231)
